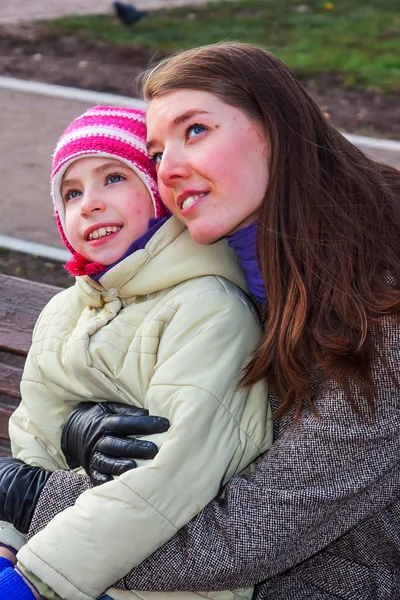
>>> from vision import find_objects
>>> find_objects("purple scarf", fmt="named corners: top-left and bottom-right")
top-left (90, 216), bottom-right (170, 284)
top-left (227, 221), bottom-right (265, 303)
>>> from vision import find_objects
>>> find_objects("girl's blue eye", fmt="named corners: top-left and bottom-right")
top-left (107, 174), bottom-right (124, 184)
top-left (65, 190), bottom-right (82, 202)
top-left (187, 123), bottom-right (207, 138)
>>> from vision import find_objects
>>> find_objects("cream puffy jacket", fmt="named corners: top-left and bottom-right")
top-left (9, 217), bottom-right (272, 600)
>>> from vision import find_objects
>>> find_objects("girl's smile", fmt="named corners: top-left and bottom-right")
top-left (62, 157), bottom-right (154, 265)
top-left (84, 223), bottom-right (122, 242)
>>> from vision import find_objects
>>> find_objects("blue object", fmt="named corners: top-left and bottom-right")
top-left (97, 595), bottom-right (113, 600)
top-left (0, 557), bottom-right (14, 573)
top-left (0, 568), bottom-right (36, 599)
top-left (227, 221), bottom-right (266, 303)
top-left (91, 216), bottom-right (170, 283)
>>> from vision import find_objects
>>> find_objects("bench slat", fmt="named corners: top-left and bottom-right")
top-left (0, 407), bottom-right (12, 439)
top-left (0, 274), bottom-right (61, 355)
top-left (0, 439), bottom-right (11, 457)
top-left (0, 273), bottom-right (62, 456)
top-left (0, 363), bottom-right (23, 399)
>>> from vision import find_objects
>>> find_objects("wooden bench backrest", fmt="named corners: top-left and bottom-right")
top-left (0, 273), bottom-right (61, 455)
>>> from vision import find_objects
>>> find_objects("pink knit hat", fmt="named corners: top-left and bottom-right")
top-left (51, 105), bottom-right (168, 276)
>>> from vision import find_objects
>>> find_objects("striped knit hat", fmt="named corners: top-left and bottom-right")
top-left (51, 105), bottom-right (168, 275)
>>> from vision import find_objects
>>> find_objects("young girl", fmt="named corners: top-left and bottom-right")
top-left (16, 44), bottom-right (400, 600)
top-left (0, 105), bottom-right (272, 599)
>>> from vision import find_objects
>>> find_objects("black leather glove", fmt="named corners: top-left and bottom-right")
top-left (0, 458), bottom-right (51, 534)
top-left (61, 402), bottom-right (169, 485)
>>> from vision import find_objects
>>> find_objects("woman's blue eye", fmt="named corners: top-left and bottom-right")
top-left (107, 174), bottom-right (124, 184)
top-left (187, 124), bottom-right (207, 138)
top-left (150, 152), bottom-right (163, 165)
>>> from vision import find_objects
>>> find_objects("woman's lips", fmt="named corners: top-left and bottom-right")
top-left (180, 192), bottom-right (209, 215)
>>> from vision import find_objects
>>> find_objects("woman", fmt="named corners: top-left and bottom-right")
top-left (1, 43), bottom-right (399, 599)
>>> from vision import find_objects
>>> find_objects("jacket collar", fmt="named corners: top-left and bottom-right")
top-left (75, 216), bottom-right (247, 306)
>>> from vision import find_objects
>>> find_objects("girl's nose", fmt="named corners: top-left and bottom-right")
top-left (80, 191), bottom-right (106, 217)
top-left (158, 150), bottom-right (191, 187)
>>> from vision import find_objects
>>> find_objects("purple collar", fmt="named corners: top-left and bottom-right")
top-left (91, 216), bottom-right (266, 305)
top-left (90, 216), bottom-right (170, 284)
top-left (227, 221), bottom-right (265, 303)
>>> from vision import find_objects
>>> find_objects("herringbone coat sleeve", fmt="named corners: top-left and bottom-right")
top-left (27, 316), bottom-right (400, 595)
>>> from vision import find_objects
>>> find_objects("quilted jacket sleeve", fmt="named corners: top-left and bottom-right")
top-left (17, 286), bottom-right (271, 600)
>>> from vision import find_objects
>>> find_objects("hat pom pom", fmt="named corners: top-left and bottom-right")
top-left (64, 253), bottom-right (105, 277)
top-left (84, 261), bottom-right (106, 276)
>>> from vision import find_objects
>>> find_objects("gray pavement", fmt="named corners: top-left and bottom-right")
top-left (363, 147), bottom-right (400, 168)
top-left (0, 88), bottom-right (94, 247)
top-left (0, 86), bottom-right (399, 249)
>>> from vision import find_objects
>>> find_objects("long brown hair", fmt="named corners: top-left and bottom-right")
top-left (141, 43), bottom-right (400, 417)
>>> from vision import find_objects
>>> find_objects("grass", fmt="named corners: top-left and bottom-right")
top-left (41, 0), bottom-right (400, 94)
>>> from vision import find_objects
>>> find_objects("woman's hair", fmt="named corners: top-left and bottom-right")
top-left (140, 43), bottom-right (400, 417)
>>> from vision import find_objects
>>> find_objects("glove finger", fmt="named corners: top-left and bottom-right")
top-left (105, 415), bottom-right (169, 436)
top-left (102, 403), bottom-right (150, 418)
top-left (91, 451), bottom-right (137, 476)
top-left (90, 468), bottom-right (113, 487)
top-left (92, 452), bottom-right (137, 475)
top-left (96, 436), bottom-right (159, 459)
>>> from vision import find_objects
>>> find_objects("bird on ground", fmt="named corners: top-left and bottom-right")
top-left (113, 2), bottom-right (148, 26)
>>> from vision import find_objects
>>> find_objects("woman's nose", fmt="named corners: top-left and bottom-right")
top-left (158, 151), bottom-right (191, 187)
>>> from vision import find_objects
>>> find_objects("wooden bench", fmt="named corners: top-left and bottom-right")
top-left (0, 273), bottom-right (62, 456)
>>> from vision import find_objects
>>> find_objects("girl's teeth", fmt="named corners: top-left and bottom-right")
top-left (88, 226), bottom-right (121, 240)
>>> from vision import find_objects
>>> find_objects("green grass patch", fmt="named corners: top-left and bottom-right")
top-left (42, 0), bottom-right (400, 93)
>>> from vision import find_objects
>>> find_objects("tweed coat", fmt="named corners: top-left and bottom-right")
top-left (22, 307), bottom-right (400, 599)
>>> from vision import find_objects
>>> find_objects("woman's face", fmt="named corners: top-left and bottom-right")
top-left (146, 90), bottom-right (270, 244)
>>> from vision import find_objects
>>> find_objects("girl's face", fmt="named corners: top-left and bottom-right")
top-left (146, 89), bottom-right (270, 244)
top-left (62, 157), bottom-right (154, 265)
